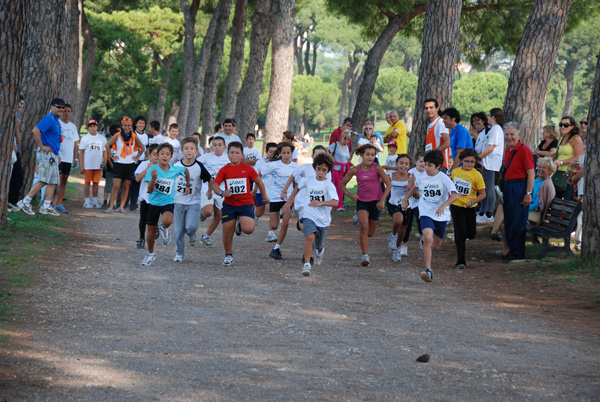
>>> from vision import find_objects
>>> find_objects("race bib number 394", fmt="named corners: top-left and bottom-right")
top-left (422, 182), bottom-right (443, 203)
top-left (154, 178), bottom-right (174, 194)
top-left (226, 178), bottom-right (247, 195)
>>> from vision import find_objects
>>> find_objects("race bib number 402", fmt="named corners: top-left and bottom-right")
top-left (154, 178), bottom-right (174, 194)
top-left (226, 178), bottom-right (247, 195)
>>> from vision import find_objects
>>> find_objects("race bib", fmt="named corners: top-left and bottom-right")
top-left (245, 153), bottom-right (257, 161)
top-left (308, 187), bottom-right (327, 202)
top-left (111, 149), bottom-right (118, 158)
top-left (89, 142), bottom-right (102, 152)
top-left (422, 182), bottom-right (443, 204)
top-left (454, 178), bottom-right (472, 197)
top-left (154, 178), bottom-right (174, 194)
top-left (176, 176), bottom-right (193, 194)
top-left (425, 143), bottom-right (433, 152)
top-left (226, 178), bottom-right (247, 195)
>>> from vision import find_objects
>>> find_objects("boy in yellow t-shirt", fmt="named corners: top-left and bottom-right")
top-left (450, 149), bottom-right (486, 269)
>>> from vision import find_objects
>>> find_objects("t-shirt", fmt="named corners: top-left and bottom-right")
top-left (164, 137), bottom-right (181, 164)
top-left (479, 124), bottom-right (504, 171)
top-left (214, 133), bottom-right (242, 147)
top-left (198, 152), bottom-right (230, 180)
top-left (415, 171), bottom-right (457, 221)
top-left (328, 143), bottom-right (350, 171)
top-left (244, 146), bottom-right (262, 162)
top-left (254, 157), bottom-right (270, 194)
top-left (292, 163), bottom-right (332, 210)
top-left (36, 112), bottom-right (62, 155)
top-left (298, 176), bottom-right (338, 227)
top-left (258, 160), bottom-right (298, 202)
top-left (451, 167), bottom-right (485, 208)
top-left (389, 178), bottom-right (410, 206)
top-left (408, 167), bottom-right (427, 209)
top-left (426, 118), bottom-right (450, 168)
top-left (135, 160), bottom-right (153, 203)
top-left (449, 124), bottom-right (473, 159)
top-left (385, 120), bottom-right (408, 154)
top-left (135, 131), bottom-right (150, 162)
top-left (383, 154), bottom-right (398, 170)
top-left (174, 160), bottom-right (211, 205)
top-left (58, 120), bottom-right (79, 163)
top-left (503, 141), bottom-right (534, 180)
top-left (144, 164), bottom-right (186, 207)
top-left (79, 133), bottom-right (107, 170)
top-left (113, 133), bottom-right (138, 164)
top-left (214, 163), bottom-right (258, 206)
top-left (150, 135), bottom-right (168, 145)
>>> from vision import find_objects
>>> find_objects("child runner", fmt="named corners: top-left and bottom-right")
top-left (141, 143), bottom-right (191, 266)
top-left (258, 142), bottom-right (298, 259)
top-left (134, 144), bottom-right (159, 249)
top-left (253, 142), bottom-right (278, 227)
top-left (173, 138), bottom-right (212, 261)
top-left (340, 144), bottom-right (391, 266)
top-left (164, 123), bottom-right (182, 164)
top-left (211, 142), bottom-right (269, 266)
top-left (282, 153), bottom-right (338, 276)
top-left (328, 130), bottom-right (353, 211)
top-left (101, 125), bottom-right (119, 209)
top-left (192, 132), bottom-right (205, 158)
top-left (78, 119), bottom-right (107, 208)
top-left (387, 154), bottom-right (412, 262)
top-left (243, 133), bottom-right (262, 166)
top-left (198, 136), bottom-right (230, 247)
top-left (400, 152), bottom-right (426, 255)
top-left (450, 149), bottom-right (486, 269)
top-left (381, 141), bottom-right (399, 173)
top-left (401, 150), bottom-right (458, 282)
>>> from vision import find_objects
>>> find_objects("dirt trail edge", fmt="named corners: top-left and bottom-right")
top-left (1, 180), bottom-right (599, 401)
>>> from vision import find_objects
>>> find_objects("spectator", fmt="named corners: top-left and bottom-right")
top-left (423, 98), bottom-right (450, 171)
top-left (8, 95), bottom-right (25, 212)
top-left (441, 107), bottom-right (473, 172)
top-left (52, 104), bottom-right (79, 214)
top-left (214, 118), bottom-right (242, 147)
top-left (329, 117), bottom-right (353, 151)
top-left (528, 157), bottom-right (556, 225)
top-left (532, 125), bottom-right (559, 170)
top-left (383, 110), bottom-right (409, 154)
top-left (358, 121), bottom-right (383, 163)
top-left (553, 116), bottom-right (584, 199)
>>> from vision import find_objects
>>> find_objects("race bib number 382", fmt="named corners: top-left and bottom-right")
top-left (226, 178), bottom-right (247, 195)
top-left (154, 178), bottom-right (174, 194)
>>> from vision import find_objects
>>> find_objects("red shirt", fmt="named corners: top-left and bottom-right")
top-left (503, 141), bottom-right (534, 180)
top-left (329, 126), bottom-right (352, 152)
top-left (214, 163), bottom-right (258, 206)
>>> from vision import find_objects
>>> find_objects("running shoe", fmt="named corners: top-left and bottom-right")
top-left (269, 248), bottom-right (282, 260)
top-left (254, 215), bottom-right (260, 226)
top-left (83, 200), bottom-right (93, 208)
top-left (265, 232), bottom-right (278, 242)
top-left (189, 233), bottom-right (197, 246)
top-left (420, 268), bottom-right (433, 282)
top-left (352, 214), bottom-right (359, 226)
top-left (200, 213), bottom-right (207, 222)
top-left (419, 237), bottom-right (424, 250)
top-left (173, 254), bottom-right (183, 262)
top-left (388, 234), bottom-right (398, 250)
top-left (314, 248), bottom-right (324, 265)
top-left (392, 248), bottom-right (402, 262)
top-left (302, 264), bottom-right (311, 277)
top-left (235, 219), bottom-right (242, 236)
top-left (201, 235), bottom-right (215, 248)
top-left (141, 253), bottom-right (156, 266)
top-left (223, 255), bottom-right (233, 266)
top-left (399, 245), bottom-right (408, 257)
top-left (92, 201), bottom-right (102, 209)
top-left (7, 203), bottom-right (20, 212)
top-left (136, 238), bottom-right (145, 249)
top-left (39, 206), bottom-right (60, 216)
top-left (455, 264), bottom-right (466, 269)
top-left (54, 204), bottom-right (69, 214)
top-left (16, 200), bottom-right (35, 216)
top-left (361, 255), bottom-right (370, 267)
top-left (160, 225), bottom-right (170, 245)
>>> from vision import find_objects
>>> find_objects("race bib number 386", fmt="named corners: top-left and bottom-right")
top-left (226, 178), bottom-right (247, 195)
top-left (154, 178), bottom-right (174, 194)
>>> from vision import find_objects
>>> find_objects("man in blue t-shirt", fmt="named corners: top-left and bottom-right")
top-left (442, 107), bottom-right (474, 172)
top-left (16, 97), bottom-right (65, 217)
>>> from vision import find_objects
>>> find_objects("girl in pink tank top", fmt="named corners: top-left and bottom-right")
top-left (340, 144), bottom-right (391, 267)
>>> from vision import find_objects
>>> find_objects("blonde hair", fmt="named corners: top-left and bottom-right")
top-left (537, 156), bottom-right (556, 173)
top-left (543, 125), bottom-right (559, 140)
top-left (341, 129), bottom-right (352, 140)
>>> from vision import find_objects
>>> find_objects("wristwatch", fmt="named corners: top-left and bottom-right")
top-left (219, 190), bottom-right (224, 197)
top-left (526, 192), bottom-right (533, 196)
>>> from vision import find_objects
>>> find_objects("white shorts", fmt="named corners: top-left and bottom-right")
top-left (201, 189), bottom-right (223, 210)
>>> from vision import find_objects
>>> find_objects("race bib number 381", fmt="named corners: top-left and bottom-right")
top-left (226, 178), bottom-right (247, 195)
top-left (308, 187), bottom-right (327, 202)
top-left (154, 178), bottom-right (174, 194)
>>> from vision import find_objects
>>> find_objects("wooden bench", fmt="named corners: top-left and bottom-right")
top-left (528, 198), bottom-right (582, 259)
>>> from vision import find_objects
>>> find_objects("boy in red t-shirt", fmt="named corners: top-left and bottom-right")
top-left (211, 142), bottom-right (270, 267)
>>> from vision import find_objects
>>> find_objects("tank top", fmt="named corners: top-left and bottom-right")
top-left (556, 135), bottom-right (576, 172)
top-left (389, 178), bottom-right (410, 206)
top-left (426, 117), bottom-right (450, 169)
top-left (356, 163), bottom-right (383, 202)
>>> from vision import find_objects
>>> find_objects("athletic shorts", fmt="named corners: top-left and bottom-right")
top-left (59, 161), bottom-right (72, 176)
top-left (147, 203), bottom-right (174, 226)
top-left (269, 201), bottom-right (286, 214)
top-left (84, 169), bottom-right (102, 184)
top-left (112, 162), bottom-right (136, 180)
top-left (356, 200), bottom-right (380, 221)
top-left (254, 193), bottom-right (264, 207)
top-left (221, 203), bottom-right (254, 223)
top-left (301, 218), bottom-right (328, 251)
top-left (36, 149), bottom-right (60, 185)
top-left (420, 215), bottom-right (448, 239)
top-left (201, 188), bottom-right (223, 209)
top-left (387, 203), bottom-right (408, 222)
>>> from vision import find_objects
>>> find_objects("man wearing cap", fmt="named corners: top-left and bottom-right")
top-left (16, 98), bottom-right (65, 216)
top-left (104, 116), bottom-right (145, 213)
top-left (383, 110), bottom-right (409, 154)
top-left (78, 119), bottom-right (107, 208)
top-left (52, 103), bottom-right (80, 213)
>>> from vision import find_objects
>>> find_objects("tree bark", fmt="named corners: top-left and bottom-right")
top-left (264, 0), bottom-right (296, 144)
top-left (409, 0), bottom-right (462, 158)
top-left (581, 52), bottom-right (600, 259)
top-left (178, 0), bottom-right (201, 129)
top-left (73, 7), bottom-right (98, 130)
top-left (295, 28), bottom-right (305, 75)
top-left (348, 65), bottom-right (364, 120)
top-left (0, 0), bottom-right (29, 225)
top-left (562, 59), bottom-right (579, 117)
top-left (503, 0), bottom-right (573, 148)
top-left (221, 0), bottom-right (248, 121)
top-left (235, 0), bottom-right (273, 145)
top-left (148, 57), bottom-right (174, 129)
top-left (339, 52), bottom-right (360, 125)
top-left (201, 0), bottom-right (233, 137)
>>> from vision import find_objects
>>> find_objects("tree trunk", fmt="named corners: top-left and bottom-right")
top-left (295, 30), bottom-right (305, 75)
top-left (221, 0), bottom-right (248, 121)
top-left (404, 106), bottom-right (413, 132)
top-left (148, 57), bottom-right (174, 130)
top-left (503, 0), bottom-right (572, 148)
top-left (20, 0), bottom-right (75, 194)
top-left (0, 0), bottom-right (29, 225)
top-left (562, 59), bottom-right (579, 117)
top-left (73, 7), bottom-right (98, 130)
top-left (201, 0), bottom-right (233, 137)
top-left (581, 52), bottom-right (600, 259)
top-left (409, 0), bottom-right (462, 158)
top-left (177, 0), bottom-right (200, 128)
top-left (348, 65), bottom-right (364, 119)
top-left (338, 53), bottom-right (360, 125)
top-left (304, 39), bottom-right (311, 75)
top-left (264, 0), bottom-right (295, 144)
top-left (310, 34), bottom-right (317, 75)
top-left (235, 0), bottom-right (273, 145)
top-left (63, 0), bottom-right (80, 106)
top-left (167, 99), bottom-right (180, 129)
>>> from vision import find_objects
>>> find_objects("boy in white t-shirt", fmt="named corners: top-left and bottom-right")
top-left (282, 153), bottom-right (338, 276)
top-left (402, 150), bottom-right (457, 282)
top-left (192, 132), bottom-right (205, 158)
top-left (134, 144), bottom-right (159, 249)
top-left (243, 133), bottom-right (262, 166)
top-left (79, 119), bottom-right (107, 208)
top-left (382, 141), bottom-right (399, 172)
top-left (164, 123), bottom-right (182, 164)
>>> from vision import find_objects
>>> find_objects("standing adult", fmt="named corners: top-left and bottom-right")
top-left (532, 125), bottom-right (559, 169)
top-left (501, 122), bottom-right (535, 262)
top-left (553, 116), bottom-right (584, 200)
top-left (214, 118), bottom-right (242, 147)
top-left (441, 108), bottom-right (473, 172)
top-left (16, 98), bottom-right (66, 216)
top-left (358, 121), bottom-right (384, 162)
top-left (104, 116), bottom-right (145, 214)
top-left (8, 96), bottom-right (25, 211)
top-left (329, 117), bottom-right (353, 151)
top-left (382, 110), bottom-right (409, 154)
top-left (424, 98), bottom-right (450, 171)
top-left (52, 104), bottom-right (79, 214)
top-left (476, 108), bottom-right (505, 224)
top-left (128, 116), bottom-right (151, 211)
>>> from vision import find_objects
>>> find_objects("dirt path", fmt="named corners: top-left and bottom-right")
top-left (1, 177), bottom-right (599, 401)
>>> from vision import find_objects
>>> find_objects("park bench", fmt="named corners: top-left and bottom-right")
top-left (528, 198), bottom-right (582, 259)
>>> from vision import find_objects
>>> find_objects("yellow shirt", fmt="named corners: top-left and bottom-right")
top-left (451, 167), bottom-right (485, 208)
top-left (556, 135), bottom-right (576, 172)
top-left (385, 120), bottom-right (408, 154)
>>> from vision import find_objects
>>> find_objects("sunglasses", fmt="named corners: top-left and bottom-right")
top-left (559, 123), bottom-right (571, 128)
top-left (580, 121), bottom-right (588, 125)
top-left (53, 105), bottom-right (65, 109)
top-left (364, 127), bottom-right (373, 130)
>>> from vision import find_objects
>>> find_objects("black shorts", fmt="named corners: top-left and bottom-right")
top-left (356, 200), bottom-right (380, 221)
top-left (147, 204), bottom-right (174, 226)
top-left (222, 202), bottom-right (254, 223)
top-left (59, 162), bottom-right (72, 176)
top-left (270, 201), bottom-right (286, 213)
top-left (387, 203), bottom-right (408, 222)
top-left (112, 162), bottom-right (136, 180)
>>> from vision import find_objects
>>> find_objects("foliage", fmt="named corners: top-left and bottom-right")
top-left (290, 75), bottom-right (340, 127)
top-left (452, 72), bottom-right (508, 120)
top-left (370, 67), bottom-right (418, 117)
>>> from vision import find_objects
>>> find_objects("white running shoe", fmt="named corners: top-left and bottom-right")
top-left (141, 253), bottom-right (156, 266)
top-left (352, 214), bottom-right (359, 226)
top-left (392, 248), bottom-right (402, 262)
top-left (223, 255), bottom-right (233, 266)
top-left (92, 201), bottom-right (102, 208)
top-left (39, 206), bottom-right (60, 216)
top-left (7, 203), bottom-right (20, 212)
top-left (189, 233), bottom-right (197, 246)
top-left (265, 232), bottom-right (278, 242)
top-left (201, 235), bottom-right (215, 248)
top-left (419, 237), bottom-right (424, 250)
top-left (399, 245), bottom-right (408, 256)
top-left (16, 200), bottom-right (35, 216)
top-left (361, 255), bottom-right (370, 267)
top-left (160, 225), bottom-right (170, 245)
top-left (315, 248), bottom-right (324, 265)
top-left (302, 264), bottom-right (311, 277)
top-left (388, 234), bottom-right (398, 250)
top-left (173, 254), bottom-right (183, 262)
top-left (476, 214), bottom-right (488, 225)
top-left (83, 200), bottom-right (93, 208)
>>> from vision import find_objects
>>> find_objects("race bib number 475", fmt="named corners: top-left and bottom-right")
top-left (154, 178), bottom-right (174, 194)
top-left (226, 178), bottom-right (247, 195)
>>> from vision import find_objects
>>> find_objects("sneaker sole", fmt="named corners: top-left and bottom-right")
top-left (361, 260), bottom-right (370, 267)
top-left (302, 270), bottom-right (311, 277)
top-left (420, 272), bottom-right (432, 282)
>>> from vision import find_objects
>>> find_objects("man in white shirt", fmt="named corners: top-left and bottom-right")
top-left (52, 104), bottom-right (79, 214)
top-left (214, 118), bottom-right (242, 146)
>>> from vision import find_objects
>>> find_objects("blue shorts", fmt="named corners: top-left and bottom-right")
top-left (356, 200), bottom-right (380, 221)
top-left (254, 193), bottom-right (264, 207)
top-left (420, 215), bottom-right (448, 239)
top-left (222, 202), bottom-right (254, 223)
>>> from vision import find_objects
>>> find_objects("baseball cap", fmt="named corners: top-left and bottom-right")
top-left (87, 119), bottom-right (98, 126)
top-left (50, 97), bottom-right (66, 106)
top-left (387, 141), bottom-right (398, 147)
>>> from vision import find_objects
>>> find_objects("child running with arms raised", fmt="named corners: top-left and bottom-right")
top-left (141, 143), bottom-right (191, 266)
top-left (340, 144), bottom-right (391, 266)
top-left (282, 153), bottom-right (338, 276)
top-left (402, 150), bottom-right (457, 282)
top-left (387, 154), bottom-right (412, 262)
top-left (211, 142), bottom-right (269, 266)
